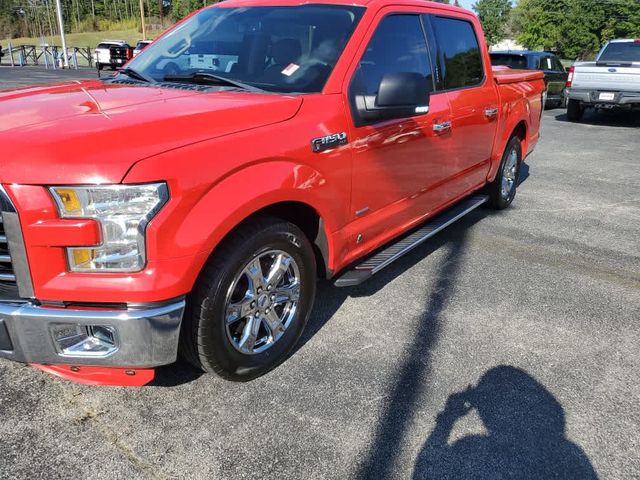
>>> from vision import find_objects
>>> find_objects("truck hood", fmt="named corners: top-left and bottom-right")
top-left (0, 80), bottom-right (303, 184)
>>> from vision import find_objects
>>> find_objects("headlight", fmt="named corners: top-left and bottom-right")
top-left (50, 183), bottom-right (169, 272)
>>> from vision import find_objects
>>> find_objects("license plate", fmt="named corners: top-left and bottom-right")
top-left (599, 92), bottom-right (615, 101)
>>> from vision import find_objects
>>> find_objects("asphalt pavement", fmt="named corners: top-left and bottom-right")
top-left (0, 65), bottom-right (96, 89)
top-left (0, 67), bottom-right (639, 479)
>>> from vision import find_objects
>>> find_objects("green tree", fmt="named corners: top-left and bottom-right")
top-left (473, 0), bottom-right (513, 46)
top-left (512, 0), bottom-right (640, 60)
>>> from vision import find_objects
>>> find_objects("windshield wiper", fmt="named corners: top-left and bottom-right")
top-left (118, 67), bottom-right (156, 84)
top-left (163, 72), bottom-right (263, 92)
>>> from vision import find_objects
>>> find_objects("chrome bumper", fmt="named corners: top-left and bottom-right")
top-left (567, 88), bottom-right (640, 105)
top-left (0, 300), bottom-right (184, 368)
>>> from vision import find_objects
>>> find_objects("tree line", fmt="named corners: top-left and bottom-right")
top-left (0, 0), bottom-right (218, 40)
top-left (473, 0), bottom-right (640, 59)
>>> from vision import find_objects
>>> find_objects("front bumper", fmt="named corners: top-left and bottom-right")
top-left (0, 300), bottom-right (184, 368)
top-left (567, 88), bottom-right (640, 106)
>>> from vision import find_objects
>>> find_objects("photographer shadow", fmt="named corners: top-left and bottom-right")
top-left (413, 365), bottom-right (598, 480)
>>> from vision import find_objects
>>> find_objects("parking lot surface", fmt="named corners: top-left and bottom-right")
top-left (0, 65), bottom-right (95, 89)
top-left (0, 68), bottom-right (639, 479)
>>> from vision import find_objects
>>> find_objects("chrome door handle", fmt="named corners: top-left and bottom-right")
top-left (433, 121), bottom-right (452, 133)
top-left (484, 107), bottom-right (499, 118)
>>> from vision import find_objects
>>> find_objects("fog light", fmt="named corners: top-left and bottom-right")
top-left (51, 324), bottom-right (118, 357)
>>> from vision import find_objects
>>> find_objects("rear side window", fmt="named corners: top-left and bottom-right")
top-left (552, 57), bottom-right (565, 71)
top-left (537, 56), bottom-right (554, 71)
top-left (430, 16), bottom-right (483, 90)
top-left (350, 14), bottom-right (434, 97)
top-left (490, 54), bottom-right (528, 70)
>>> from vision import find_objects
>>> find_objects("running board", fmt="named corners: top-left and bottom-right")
top-left (334, 195), bottom-right (488, 287)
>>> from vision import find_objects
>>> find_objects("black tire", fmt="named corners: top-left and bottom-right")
top-left (567, 99), bottom-right (583, 122)
top-left (180, 216), bottom-right (317, 381)
top-left (484, 136), bottom-right (522, 210)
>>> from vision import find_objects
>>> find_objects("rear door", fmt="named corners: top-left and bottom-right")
top-left (427, 14), bottom-right (498, 196)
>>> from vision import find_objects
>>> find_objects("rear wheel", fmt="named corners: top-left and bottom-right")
top-left (180, 216), bottom-right (316, 381)
top-left (485, 136), bottom-right (522, 210)
top-left (567, 99), bottom-right (583, 122)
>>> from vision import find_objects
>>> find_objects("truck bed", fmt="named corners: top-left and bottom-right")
top-left (492, 66), bottom-right (545, 84)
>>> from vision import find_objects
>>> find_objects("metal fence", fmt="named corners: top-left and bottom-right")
top-left (0, 44), bottom-right (93, 69)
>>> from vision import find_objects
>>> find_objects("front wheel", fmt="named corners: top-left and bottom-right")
top-left (180, 216), bottom-right (317, 381)
top-left (484, 136), bottom-right (522, 210)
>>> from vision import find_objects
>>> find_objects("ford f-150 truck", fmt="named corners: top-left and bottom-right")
top-left (566, 38), bottom-right (640, 121)
top-left (0, 0), bottom-right (544, 386)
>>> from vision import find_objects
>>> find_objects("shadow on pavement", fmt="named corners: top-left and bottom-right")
top-left (554, 110), bottom-right (640, 127)
top-left (518, 161), bottom-right (530, 186)
top-left (298, 209), bottom-right (487, 351)
top-left (152, 356), bottom-right (204, 386)
top-left (355, 220), bottom-right (471, 479)
top-left (413, 366), bottom-right (598, 480)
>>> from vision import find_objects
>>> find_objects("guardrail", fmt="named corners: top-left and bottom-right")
top-left (0, 44), bottom-right (93, 69)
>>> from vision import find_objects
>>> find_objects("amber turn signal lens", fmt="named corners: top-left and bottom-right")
top-left (53, 188), bottom-right (82, 215)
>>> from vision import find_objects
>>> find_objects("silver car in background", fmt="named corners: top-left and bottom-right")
top-left (566, 39), bottom-right (640, 121)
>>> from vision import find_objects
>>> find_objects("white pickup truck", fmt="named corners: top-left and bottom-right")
top-left (566, 39), bottom-right (640, 121)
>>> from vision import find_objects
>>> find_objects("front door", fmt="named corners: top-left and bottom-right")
top-left (344, 12), bottom-right (454, 255)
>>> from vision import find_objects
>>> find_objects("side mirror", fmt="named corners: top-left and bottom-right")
top-left (354, 72), bottom-right (430, 125)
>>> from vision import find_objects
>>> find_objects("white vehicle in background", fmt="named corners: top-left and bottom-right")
top-left (93, 40), bottom-right (132, 71)
top-left (133, 40), bottom-right (152, 56)
top-left (566, 39), bottom-right (640, 121)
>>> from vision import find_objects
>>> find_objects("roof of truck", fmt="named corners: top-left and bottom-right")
top-left (217, 0), bottom-right (469, 12)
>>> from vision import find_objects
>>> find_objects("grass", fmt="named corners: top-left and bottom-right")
top-left (2, 28), bottom-right (165, 49)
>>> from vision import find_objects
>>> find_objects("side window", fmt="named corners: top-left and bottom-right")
top-left (553, 56), bottom-right (565, 72)
top-left (430, 16), bottom-right (483, 90)
top-left (350, 14), bottom-right (434, 97)
top-left (537, 56), bottom-right (553, 71)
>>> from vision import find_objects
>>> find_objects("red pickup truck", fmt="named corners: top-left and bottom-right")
top-left (0, 0), bottom-right (544, 386)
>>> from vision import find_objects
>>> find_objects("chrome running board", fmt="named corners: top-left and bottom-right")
top-left (334, 195), bottom-right (488, 287)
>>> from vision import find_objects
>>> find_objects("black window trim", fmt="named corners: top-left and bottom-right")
top-left (347, 11), bottom-right (438, 127)
top-left (425, 14), bottom-right (487, 93)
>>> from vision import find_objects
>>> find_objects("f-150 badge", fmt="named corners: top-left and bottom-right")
top-left (311, 132), bottom-right (348, 153)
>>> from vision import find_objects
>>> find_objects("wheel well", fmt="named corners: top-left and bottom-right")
top-left (240, 202), bottom-right (329, 278)
top-left (512, 121), bottom-right (527, 150)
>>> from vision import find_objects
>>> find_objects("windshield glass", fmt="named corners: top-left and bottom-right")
top-left (490, 54), bottom-right (529, 70)
top-left (598, 42), bottom-right (640, 63)
top-left (127, 4), bottom-right (365, 93)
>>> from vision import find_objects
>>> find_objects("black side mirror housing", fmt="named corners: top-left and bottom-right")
top-left (353, 72), bottom-right (430, 126)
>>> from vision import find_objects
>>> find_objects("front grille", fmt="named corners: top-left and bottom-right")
top-left (0, 213), bottom-right (19, 300)
top-left (0, 216), bottom-right (16, 282)
top-left (0, 187), bottom-right (32, 302)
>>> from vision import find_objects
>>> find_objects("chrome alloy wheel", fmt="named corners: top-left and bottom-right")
top-left (224, 250), bottom-right (301, 355)
top-left (501, 147), bottom-right (519, 199)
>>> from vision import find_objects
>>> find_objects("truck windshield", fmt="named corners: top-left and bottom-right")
top-left (598, 42), bottom-right (640, 63)
top-left (127, 4), bottom-right (365, 93)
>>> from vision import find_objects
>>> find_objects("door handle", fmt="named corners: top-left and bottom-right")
top-left (484, 107), bottom-right (499, 119)
top-left (433, 121), bottom-right (452, 134)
